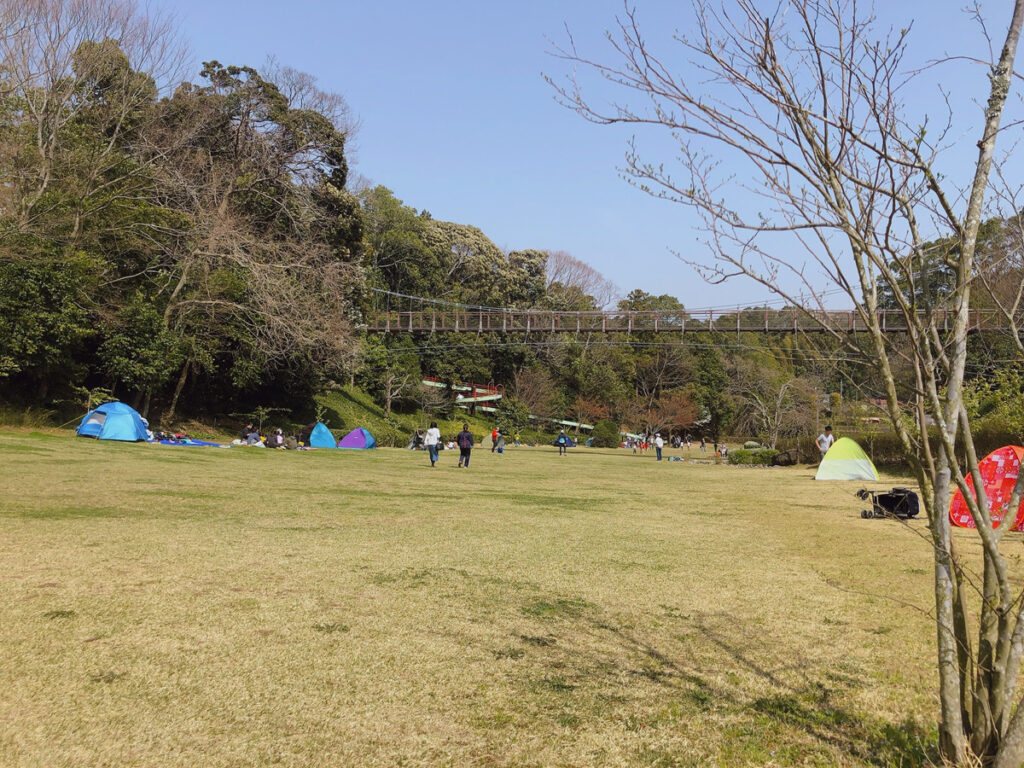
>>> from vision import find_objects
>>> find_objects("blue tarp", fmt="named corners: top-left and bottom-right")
top-left (308, 422), bottom-right (337, 448)
top-left (76, 401), bottom-right (149, 442)
top-left (158, 439), bottom-right (223, 447)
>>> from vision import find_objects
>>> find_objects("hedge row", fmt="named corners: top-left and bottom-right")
top-left (727, 448), bottom-right (780, 466)
top-left (774, 420), bottom-right (1024, 469)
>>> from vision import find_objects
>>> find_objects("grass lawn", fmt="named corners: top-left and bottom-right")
top-left (0, 431), bottom-right (1005, 766)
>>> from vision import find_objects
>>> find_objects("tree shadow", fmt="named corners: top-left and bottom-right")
top-left (589, 612), bottom-right (939, 767)
top-left (501, 596), bottom-right (938, 767)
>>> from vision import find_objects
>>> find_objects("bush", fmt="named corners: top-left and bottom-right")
top-left (496, 397), bottom-right (530, 436)
top-left (590, 419), bottom-right (620, 448)
top-left (728, 448), bottom-right (779, 465)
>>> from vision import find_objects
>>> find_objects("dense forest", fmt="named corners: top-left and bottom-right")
top-left (1, 0), bottom-right (1020, 447)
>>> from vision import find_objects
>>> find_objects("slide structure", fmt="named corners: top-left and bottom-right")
top-left (421, 378), bottom-right (594, 432)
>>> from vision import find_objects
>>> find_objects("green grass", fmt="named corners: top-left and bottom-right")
top-left (0, 429), bottom-right (1001, 766)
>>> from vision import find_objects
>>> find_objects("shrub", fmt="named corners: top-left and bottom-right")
top-left (590, 419), bottom-right (620, 448)
top-left (728, 448), bottom-right (779, 465)
top-left (496, 397), bottom-right (531, 436)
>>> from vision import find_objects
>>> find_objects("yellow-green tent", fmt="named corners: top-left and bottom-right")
top-left (815, 437), bottom-right (879, 481)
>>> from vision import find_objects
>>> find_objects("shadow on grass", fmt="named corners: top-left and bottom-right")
top-left (365, 566), bottom-right (937, 765)
top-left (516, 597), bottom-right (938, 767)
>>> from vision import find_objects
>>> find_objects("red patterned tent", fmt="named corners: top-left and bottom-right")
top-left (949, 445), bottom-right (1024, 531)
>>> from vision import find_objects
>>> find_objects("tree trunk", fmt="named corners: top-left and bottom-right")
top-left (994, 703), bottom-right (1024, 768)
top-left (932, 448), bottom-right (969, 764)
top-left (163, 360), bottom-right (190, 426)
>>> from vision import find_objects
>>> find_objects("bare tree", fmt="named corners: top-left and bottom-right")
top-left (136, 62), bottom-right (363, 422)
top-left (381, 368), bottom-right (413, 417)
top-left (412, 382), bottom-right (450, 420)
top-left (0, 0), bottom-right (186, 239)
top-left (545, 249), bottom-right (620, 308)
top-left (263, 56), bottom-right (360, 140)
top-left (552, 1), bottom-right (1024, 764)
top-left (641, 390), bottom-right (698, 437)
top-left (729, 358), bottom-right (815, 448)
top-left (513, 365), bottom-right (557, 417)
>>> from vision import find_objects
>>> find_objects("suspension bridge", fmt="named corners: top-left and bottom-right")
top-left (364, 303), bottom-right (1007, 335)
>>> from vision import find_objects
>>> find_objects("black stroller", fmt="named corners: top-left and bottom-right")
top-left (857, 487), bottom-right (920, 519)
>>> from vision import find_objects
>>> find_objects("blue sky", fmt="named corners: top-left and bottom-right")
top-left (163, 1), bottom-right (1011, 310)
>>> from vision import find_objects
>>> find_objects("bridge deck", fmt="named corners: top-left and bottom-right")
top-left (365, 308), bottom-right (1007, 334)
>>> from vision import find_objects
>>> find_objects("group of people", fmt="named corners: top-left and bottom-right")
top-left (627, 432), bottom-right (723, 459)
top-left (237, 423), bottom-right (295, 449)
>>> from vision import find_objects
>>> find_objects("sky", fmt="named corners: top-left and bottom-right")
top-left (161, 1), bottom-right (1015, 311)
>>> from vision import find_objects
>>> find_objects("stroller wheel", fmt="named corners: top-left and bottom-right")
top-left (861, 509), bottom-right (872, 519)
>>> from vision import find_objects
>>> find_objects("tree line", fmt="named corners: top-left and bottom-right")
top-left (0, 0), bottom-right (836, 442)
top-left (0, 0), bottom-right (1013, 449)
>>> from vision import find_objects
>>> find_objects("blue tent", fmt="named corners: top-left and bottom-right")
top-left (76, 401), bottom-right (149, 442)
top-left (308, 422), bottom-right (337, 448)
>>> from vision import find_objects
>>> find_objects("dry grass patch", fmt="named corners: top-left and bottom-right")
top-left (1, 431), bottom-right (1015, 766)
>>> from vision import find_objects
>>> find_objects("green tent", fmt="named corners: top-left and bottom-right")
top-left (815, 437), bottom-right (879, 481)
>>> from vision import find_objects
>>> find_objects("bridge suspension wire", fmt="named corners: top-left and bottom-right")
top-left (368, 286), bottom-right (851, 314)
top-left (370, 288), bottom-right (516, 313)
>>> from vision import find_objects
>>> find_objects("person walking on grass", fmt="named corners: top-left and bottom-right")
top-left (556, 429), bottom-right (569, 456)
top-left (424, 421), bottom-right (441, 467)
top-left (491, 427), bottom-right (499, 453)
top-left (457, 423), bottom-right (474, 468)
top-left (655, 432), bottom-right (664, 461)
top-left (815, 425), bottom-right (835, 461)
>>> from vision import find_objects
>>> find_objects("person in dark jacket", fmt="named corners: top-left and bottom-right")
top-left (556, 429), bottom-right (569, 456)
top-left (456, 423), bottom-right (474, 468)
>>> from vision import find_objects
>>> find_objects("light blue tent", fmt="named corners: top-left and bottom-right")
top-left (309, 422), bottom-right (337, 448)
top-left (76, 401), bottom-right (149, 442)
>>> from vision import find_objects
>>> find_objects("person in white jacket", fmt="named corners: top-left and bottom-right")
top-left (654, 433), bottom-right (664, 461)
top-left (424, 421), bottom-right (441, 467)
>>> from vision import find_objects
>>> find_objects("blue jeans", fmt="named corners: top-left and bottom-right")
top-left (428, 444), bottom-right (438, 463)
top-left (656, 447), bottom-right (662, 460)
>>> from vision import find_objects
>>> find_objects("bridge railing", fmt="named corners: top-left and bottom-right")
top-left (363, 307), bottom-right (1008, 333)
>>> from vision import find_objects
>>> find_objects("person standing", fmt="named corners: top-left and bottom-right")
top-left (556, 429), bottom-right (569, 456)
top-left (655, 433), bottom-right (664, 461)
top-left (424, 421), bottom-right (441, 467)
top-left (457, 423), bottom-right (474, 468)
top-left (815, 425), bottom-right (835, 461)
top-left (491, 427), bottom-right (499, 452)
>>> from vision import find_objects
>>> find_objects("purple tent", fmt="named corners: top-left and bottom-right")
top-left (337, 427), bottom-right (376, 449)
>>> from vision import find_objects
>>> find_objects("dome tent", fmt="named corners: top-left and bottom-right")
top-left (76, 401), bottom-right (149, 442)
top-left (308, 422), bottom-right (337, 448)
top-left (949, 445), bottom-right (1024, 532)
top-left (815, 437), bottom-right (878, 481)
top-left (338, 427), bottom-right (376, 449)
